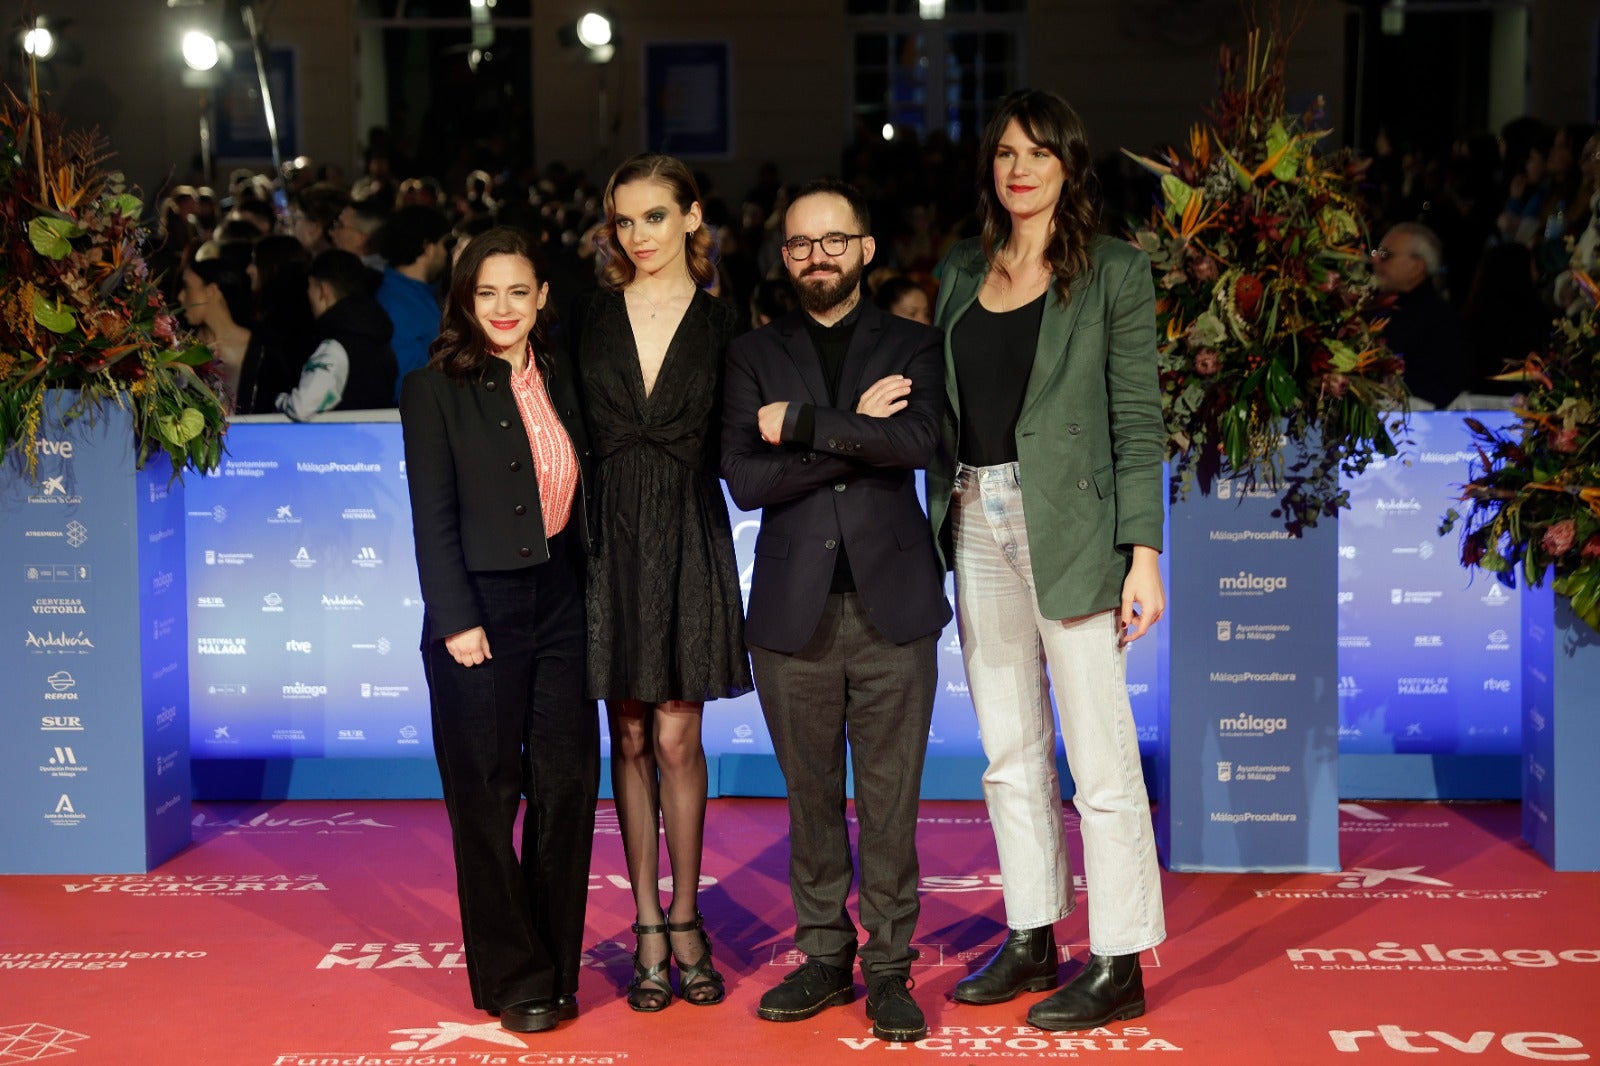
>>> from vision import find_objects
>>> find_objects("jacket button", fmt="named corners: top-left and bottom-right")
top-left (827, 438), bottom-right (838, 448)
top-left (499, 418), bottom-right (511, 429)
top-left (824, 538), bottom-right (837, 550)
top-left (514, 504), bottom-right (527, 516)
top-left (509, 460), bottom-right (521, 472)
top-left (485, 380), bottom-right (498, 391)
top-left (1068, 423), bottom-right (1080, 434)
top-left (518, 546), bottom-right (532, 557)
top-left (833, 483), bottom-right (846, 493)
top-left (1077, 478), bottom-right (1089, 490)
top-left (800, 455), bottom-right (810, 464)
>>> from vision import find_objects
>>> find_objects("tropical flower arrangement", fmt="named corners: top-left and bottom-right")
top-left (0, 85), bottom-right (225, 481)
top-left (1440, 276), bottom-right (1600, 631)
top-left (1124, 29), bottom-right (1408, 534)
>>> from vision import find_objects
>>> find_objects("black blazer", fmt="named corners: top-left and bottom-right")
top-left (721, 302), bottom-right (951, 654)
top-left (399, 350), bottom-right (594, 640)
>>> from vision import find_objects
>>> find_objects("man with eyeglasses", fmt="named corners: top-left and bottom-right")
top-left (1371, 222), bottom-right (1467, 408)
top-left (722, 178), bottom-right (950, 1043)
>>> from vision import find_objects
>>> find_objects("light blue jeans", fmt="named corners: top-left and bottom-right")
top-left (952, 462), bottom-right (1165, 955)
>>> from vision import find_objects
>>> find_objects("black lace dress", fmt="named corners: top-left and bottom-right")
top-left (577, 289), bottom-right (753, 703)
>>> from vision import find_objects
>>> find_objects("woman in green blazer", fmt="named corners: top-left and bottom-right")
top-left (930, 89), bottom-right (1167, 1032)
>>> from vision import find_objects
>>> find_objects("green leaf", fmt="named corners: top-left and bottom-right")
top-left (1160, 174), bottom-right (1196, 221)
top-left (28, 216), bottom-right (85, 259)
top-left (1326, 339), bottom-right (1359, 373)
top-left (1266, 121), bottom-right (1302, 181)
top-left (157, 407), bottom-right (207, 446)
top-left (1320, 206), bottom-right (1358, 244)
top-left (108, 193), bottom-right (142, 218)
top-left (32, 293), bottom-right (77, 334)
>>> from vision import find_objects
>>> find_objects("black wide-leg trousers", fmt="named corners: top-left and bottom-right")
top-left (422, 529), bottom-right (600, 1011)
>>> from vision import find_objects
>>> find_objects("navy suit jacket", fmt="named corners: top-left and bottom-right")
top-left (721, 301), bottom-right (951, 654)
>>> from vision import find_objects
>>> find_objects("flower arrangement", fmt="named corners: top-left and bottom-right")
top-left (1124, 29), bottom-right (1408, 534)
top-left (0, 83), bottom-right (225, 481)
top-left (1440, 277), bottom-right (1600, 631)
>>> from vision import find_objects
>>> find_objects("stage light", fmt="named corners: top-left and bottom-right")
top-left (182, 30), bottom-right (220, 72)
top-left (918, 0), bottom-right (946, 19)
top-left (882, 123), bottom-right (895, 141)
top-left (22, 26), bottom-right (57, 60)
top-left (576, 12), bottom-right (612, 50)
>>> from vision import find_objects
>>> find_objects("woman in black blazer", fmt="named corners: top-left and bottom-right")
top-left (399, 227), bottom-right (598, 1034)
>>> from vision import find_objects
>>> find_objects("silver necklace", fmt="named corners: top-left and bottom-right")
top-left (631, 286), bottom-right (692, 319)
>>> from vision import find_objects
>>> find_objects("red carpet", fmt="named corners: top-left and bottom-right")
top-left (3, 799), bottom-right (1597, 1064)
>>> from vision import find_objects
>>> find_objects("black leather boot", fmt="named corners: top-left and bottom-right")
top-left (952, 926), bottom-right (1058, 1005)
top-left (1026, 952), bottom-right (1144, 1031)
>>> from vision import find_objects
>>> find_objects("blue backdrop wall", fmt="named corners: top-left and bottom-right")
top-left (183, 412), bottom-right (1518, 802)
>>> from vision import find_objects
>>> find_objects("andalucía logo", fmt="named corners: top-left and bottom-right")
top-left (1253, 865), bottom-right (1547, 901)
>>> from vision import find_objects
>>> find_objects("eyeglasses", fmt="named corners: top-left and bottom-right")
top-left (782, 232), bottom-right (866, 260)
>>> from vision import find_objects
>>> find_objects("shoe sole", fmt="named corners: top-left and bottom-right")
top-left (500, 1011), bottom-right (559, 1034)
top-left (756, 986), bottom-right (855, 1021)
top-left (866, 1003), bottom-right (928, 1042)
top-left (1028, 1000), bottom-right (1146, 1032)
top-left (951, 974), bottom-right (1060, 1005)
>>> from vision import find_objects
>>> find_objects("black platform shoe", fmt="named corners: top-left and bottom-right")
top-left (952, 926), bottom-right (1058, 1005)
top-left (1026, 952), bottom-right (1144, 1031)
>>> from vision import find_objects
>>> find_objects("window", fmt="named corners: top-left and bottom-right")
top-left (850, 4), bottom-right (1023, 144)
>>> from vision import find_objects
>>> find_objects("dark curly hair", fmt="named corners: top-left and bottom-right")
top-left (595, 153), bottom-right (716, 292)
top-left (429, 227), bottom-right (554, 380)
top-left (975, 89), bottom-right (1101, 306)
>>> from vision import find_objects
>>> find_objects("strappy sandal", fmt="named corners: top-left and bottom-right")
top-left (669, 912), bottom-right (726, 1006)
top-left (626, 920), bottom-right (672, 1013)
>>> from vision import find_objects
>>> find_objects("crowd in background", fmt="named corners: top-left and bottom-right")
top-left (148, 112), bottom-right (1600, 417)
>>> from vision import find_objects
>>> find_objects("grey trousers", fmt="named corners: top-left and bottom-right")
top-left (749, 592), bottom-right (938, 980)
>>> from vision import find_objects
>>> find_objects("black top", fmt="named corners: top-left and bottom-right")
top-left (319, 295), bottom-right (399, 411)
top-left (952, 291), bottom-right (1046, 466)
top-left (795, 301), bottom-right (864, 593)
top-left (1386, 283), bottom-right (1468, 409)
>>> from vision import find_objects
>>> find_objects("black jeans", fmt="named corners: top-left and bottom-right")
top-left (750, 592), bottom-right (938, 980)
top-left (422, 529), bottom-right (600, 1011)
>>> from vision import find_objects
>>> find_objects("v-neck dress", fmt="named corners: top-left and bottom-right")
top-left (576, 289), bottom-right (753, 703)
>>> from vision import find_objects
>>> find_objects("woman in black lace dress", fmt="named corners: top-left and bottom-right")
top-left (578, 154), bottom-right (752, 1012)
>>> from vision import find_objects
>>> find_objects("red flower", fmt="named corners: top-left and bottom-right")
top-left (152, 315), bottom-right (177, 342)
top-left (1583, 535), bottom-right (1600, 561)
top-left (1189, 255), bottom-right (1219, 283)
top-left (1462, 532), bottom-right (1487, 567)
top-left (1549, 426), bottom-right (1580, 453)
top-left (1234, 273), bottom-right (1263, 318)
top-left (1309, 348), bottom-right (1332, 376)
top-left (1194, 349), bottom-right (1221, 375)
top-left (1255, 214), bottom-right (1285, 241)
top-left (1542, 519), bottom-right (1578, 557)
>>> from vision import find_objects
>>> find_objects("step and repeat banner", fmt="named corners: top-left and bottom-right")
top-left (181, 413), bottom-right (1515, 771)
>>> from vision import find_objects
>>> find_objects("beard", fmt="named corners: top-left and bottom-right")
top-left (793, 259), bottom-right (864, 315)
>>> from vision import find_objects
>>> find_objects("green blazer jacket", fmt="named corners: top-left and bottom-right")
top-left (928, 234), bottom-right (1165, 621)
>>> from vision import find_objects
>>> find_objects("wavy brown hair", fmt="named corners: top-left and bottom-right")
top-left (428, 226), bottom-right (555, 380)
top-left (595, 153), bottom-right (716, 292)
top-left (976, 89), bottom-right (1101, 306)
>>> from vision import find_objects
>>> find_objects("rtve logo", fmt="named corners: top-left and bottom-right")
top-left (1329, 1025), bottom-right (1588, 1059)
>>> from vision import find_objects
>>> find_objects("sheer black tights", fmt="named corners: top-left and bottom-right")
top-left (607, 699), bottom-right (711, 992)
